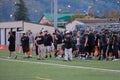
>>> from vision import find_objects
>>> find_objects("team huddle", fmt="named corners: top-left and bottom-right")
top-left (8, 28), bottom-right (120, 61)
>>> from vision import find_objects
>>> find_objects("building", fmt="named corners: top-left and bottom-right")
top-left (0, 21), bottom-right (64, 47)
top-left (66, 18), bottom-right (119, 31)
top-left (39, 13), bottom-right (73, 28)
top-left (66, 20), bottom-right (86, 31)
top-left (76, 18), bottom-right (118, 26)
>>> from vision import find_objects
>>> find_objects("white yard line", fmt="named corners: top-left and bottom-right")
top-left (0, 58), bottom-right (120, 73)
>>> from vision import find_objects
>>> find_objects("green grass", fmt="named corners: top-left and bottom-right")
top-left (0, 50), bottom-right (120, 80)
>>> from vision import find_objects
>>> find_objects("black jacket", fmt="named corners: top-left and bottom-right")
top-left (21, 36), bottom-right (29, 47)
top-left (64, 36), bottom-right (73, 49)
top-left (44, 34), bottom-right (53, 46)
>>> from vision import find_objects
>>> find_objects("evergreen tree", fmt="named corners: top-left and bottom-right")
top-left (14, 0), bottom-right (30, 21)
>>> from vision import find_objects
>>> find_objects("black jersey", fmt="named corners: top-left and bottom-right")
top-left (88, 33), bottom-right (95, 46)
top-left (21, 36), bottom-right (29, 46)
top-left (35, 36), bottom-right (44, 45)
top-left (64, 36), bottom-right (73, 49)
top-left (56, 34), bottom-right (63, 44)
top-left (44, 34), bottom-right (53, 46)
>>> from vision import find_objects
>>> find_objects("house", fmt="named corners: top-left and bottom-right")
top-left (66, 18), bottom-right (119, 31)
top-left (0, 21), bottom-right (64, 47)
top-left (66, 20), bottom-right (86, 31)
top-left (39, 13), bottom-right (73, 28)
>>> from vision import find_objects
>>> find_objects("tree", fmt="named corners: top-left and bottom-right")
top-left (108, 9), bottom-right (120, 18)
top-left (100, 9), bottom-right (120, 19)
top-left (69, 14), bottom-right (85, 22)
top-left (100, 12), bottom-right (108, 18)
top-left (14, 0), bottom-right (30, 21)
top-left (88, 12), bottom-right (95, 17)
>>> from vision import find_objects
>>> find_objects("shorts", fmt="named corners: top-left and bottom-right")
top-left (119, 45), bottom-right (120, 50)
top-left (87, 45), bottom-right (95, 53)
top-left (30, 43), bottom-right (34, 48)
top-left (57, 44), bottom-right (63, 50)
top-left (22, 46), bottom-right (29, 53)
top-left (79, 45), bottom-right (85, 53)
top-left (9, 44), bottom-right (15, 52)
top-left (108, 45), bottom-right (113, 53)
top-left (72, 45), bottom-right (78, 51)
top-left (51, 43), bottom-right (55, 51)
top-left (44, 46), bottom-right (52, 53)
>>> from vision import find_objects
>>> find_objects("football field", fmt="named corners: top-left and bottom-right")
top-left (0, 50), bottom-right (120, 80)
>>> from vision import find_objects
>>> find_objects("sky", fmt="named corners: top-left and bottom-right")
top-left (0, 0), bottom-right (120, 22)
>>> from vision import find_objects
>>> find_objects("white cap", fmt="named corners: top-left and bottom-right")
top-left (66, 30), bottom-right (70, 34)
top-left (42, 29), bottom-right (45, 32)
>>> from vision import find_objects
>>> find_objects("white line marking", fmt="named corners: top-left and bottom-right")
top-left (0, 58), bottom-right (120, 73)
top-left (36, 76), bottom-right (52, 80)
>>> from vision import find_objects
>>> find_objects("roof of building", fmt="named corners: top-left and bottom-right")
top-left (76, 18), bottom-right (118, 23)
top-left (42, 13), bottom-right (73, 22)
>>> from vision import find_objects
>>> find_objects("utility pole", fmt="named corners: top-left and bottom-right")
top-left (54, 0), bottom-right (58, 30)
top-left (50, 0), bottom-right (53, 24)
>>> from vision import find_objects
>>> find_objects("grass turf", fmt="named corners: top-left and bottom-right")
top-left (0, 50), bottom-right (120, 80)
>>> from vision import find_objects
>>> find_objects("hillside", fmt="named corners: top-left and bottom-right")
top-left (0, 0), bottom-right (120, 22)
